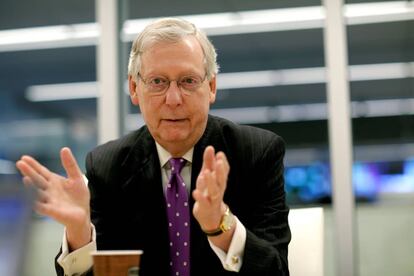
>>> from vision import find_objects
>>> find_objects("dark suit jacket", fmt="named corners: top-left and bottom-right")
top-left (56, 115), bottom-right (290, 276)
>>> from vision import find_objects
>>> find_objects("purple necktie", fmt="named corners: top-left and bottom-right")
top-left (165, 158), bottom-right (190, 276)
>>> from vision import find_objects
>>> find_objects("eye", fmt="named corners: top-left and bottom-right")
top-left (183, 77), bottom-right (196, 84)
top-left (149, 77), bottom-right (168, 86)
top-left (180, 76), bottom-right (201, 89)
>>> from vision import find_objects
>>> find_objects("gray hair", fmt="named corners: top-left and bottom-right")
top-left (127, 18), bottom-right (219, 80)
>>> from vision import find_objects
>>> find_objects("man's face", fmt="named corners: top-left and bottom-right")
top-left (129, 36), bottom-right (216, 156)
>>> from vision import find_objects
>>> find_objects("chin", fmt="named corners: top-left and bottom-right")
top-left (160, 132), bottom-right (190, 143)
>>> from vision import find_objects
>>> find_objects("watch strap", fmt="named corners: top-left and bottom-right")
top-left (202, 206), bottom-right (234, 237)
top-left (203, 227), bottom-right (225, 237)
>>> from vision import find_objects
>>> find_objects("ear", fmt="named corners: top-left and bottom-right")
top-left (208, 75), bottom-right (217, 104)
top-left (128, 75), bottom-right (140, 106)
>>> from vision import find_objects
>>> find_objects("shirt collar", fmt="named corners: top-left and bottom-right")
top-left (155, 142), bottom-right (193, 168)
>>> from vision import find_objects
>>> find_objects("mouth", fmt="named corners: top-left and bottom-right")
top-left (163, 118), bottom-right (187, 123)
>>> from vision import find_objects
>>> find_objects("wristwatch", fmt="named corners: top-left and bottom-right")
top-left (203, 206), bottom-right (235, 237)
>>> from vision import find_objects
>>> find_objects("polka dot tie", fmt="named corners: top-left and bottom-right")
top-left (166, 158), bottom-right (190, 276)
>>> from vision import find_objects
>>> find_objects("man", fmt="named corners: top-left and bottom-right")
top-left (16, 18), bottom-right (290, 276)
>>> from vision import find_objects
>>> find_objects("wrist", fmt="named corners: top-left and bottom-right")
top-left (200, 202), bottom-right (227, 232)
top-left (66, 220), bottom-right (92, 251)
top-left (202, 204), bottom-right (235, 237)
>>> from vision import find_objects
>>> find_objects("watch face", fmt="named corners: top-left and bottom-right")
top-left (221, 211), bottom-right (234, 232)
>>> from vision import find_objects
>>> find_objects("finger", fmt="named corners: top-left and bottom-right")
top-left (22, 176), bottom-right (33, 187)
top-left (34, 201), bottom-right (52, 217)
top-left (215, 151), bottom-right (229, 171)
top-left (34, 202), bottom-right (64, 223)
top-left (192, 185), bottom-right (210, 207)
top-left (20, 155), bottom-right (52, 181)
top-left (16, 160), bottom-right (48, 190)
top-left (215, 152), bottom-right (229, 189)
top-left (37, 189), bottom-right (49, 204)
top-left (60, 147), bottom-right (83, 180)
top-left (204, 170), bottom-right (220, 202)
top-left (22, 176), bottom-right (39, 198)
top-left (197, 169), bottom-right (218, 202)
top-left (201, 146), bottom-right (215, 172)
top-left (34, 201), bottom-right (46, 216)
top-left (192, 189), bottom-right (206, 203)
top-left (195, 171), bottom-right (207, 194)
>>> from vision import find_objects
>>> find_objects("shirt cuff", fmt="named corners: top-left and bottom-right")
top-left (208, 216), bottom-right (246, 272)
top-left (57, 224), bottom-right (96, 276)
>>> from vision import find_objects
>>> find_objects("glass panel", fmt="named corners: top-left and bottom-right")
top-left (0, 47), bottom-right (98, 173)
top-left (346, 4), bottom-right (414, 275)
top-left (0, 3), bottom-right (97, 276)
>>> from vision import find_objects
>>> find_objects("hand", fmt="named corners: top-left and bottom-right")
top-left (192, 146), bottom-right (230, 232)
top-left (16, 147), bottom-right (92, 250)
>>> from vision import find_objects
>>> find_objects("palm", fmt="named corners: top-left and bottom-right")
top-left (192, 146), bottom-right (229, 231)
top-left (16, 147), bottom-right (90, 229)
top-left (41, 173), bottom-right (90, 227)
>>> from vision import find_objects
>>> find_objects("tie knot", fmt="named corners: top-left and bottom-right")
top-left (169, 158), bottom-right (186, 174)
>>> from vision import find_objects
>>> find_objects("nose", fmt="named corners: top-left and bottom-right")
top-left (165, 81), bottom-right (183, 106)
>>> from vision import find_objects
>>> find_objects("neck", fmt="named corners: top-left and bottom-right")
top-left (163, 142), bottom-right (193, 158)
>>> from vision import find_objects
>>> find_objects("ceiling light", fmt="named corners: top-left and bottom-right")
top-left (26, 81), bottom-right (98, 102)
top-left (123, 6), bottom-right (325, 40)
top-left (25, 62), bottom-right (414, 101)
top-left (350, 62), bottom-right (414, 81)
top-left (0, 159), bottom-right (16, 175)
top-left (0, 23), bottom-right (98, 52)
top-left (346, 1), bottom-right (414, 25)
top-left (218, 62), bottom-right (414, 89)
top-left (1, 1), bottom-right (413, 52)
top-left (124, 98), bottom-right (414, 129)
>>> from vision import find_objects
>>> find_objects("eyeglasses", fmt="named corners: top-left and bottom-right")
top-left (137, 73), bottom-right (207, 94)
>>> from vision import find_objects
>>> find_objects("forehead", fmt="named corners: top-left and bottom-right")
top-left (140, 36), bottom-right (205, 75)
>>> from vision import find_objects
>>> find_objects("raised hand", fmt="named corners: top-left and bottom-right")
top-left (192, 146), bottom-right (230, 234)
top-left (16, 147), bottom-right (92, 250)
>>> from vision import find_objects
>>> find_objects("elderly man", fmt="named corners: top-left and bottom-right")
top-left (16, 18), bottom-right (290, 276)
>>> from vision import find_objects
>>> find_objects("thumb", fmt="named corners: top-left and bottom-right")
top-left (60, 147), bottom-right (83, 181)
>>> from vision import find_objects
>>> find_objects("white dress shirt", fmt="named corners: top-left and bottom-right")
top-left (57, 143), bottom-right (246, 275)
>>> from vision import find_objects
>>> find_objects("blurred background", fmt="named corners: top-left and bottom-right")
top-left (0, 0), bottom-right (413, 275)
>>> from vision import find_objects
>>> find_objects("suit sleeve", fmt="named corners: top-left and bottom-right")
top-left (239, 135), bottom-right (291, 276)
